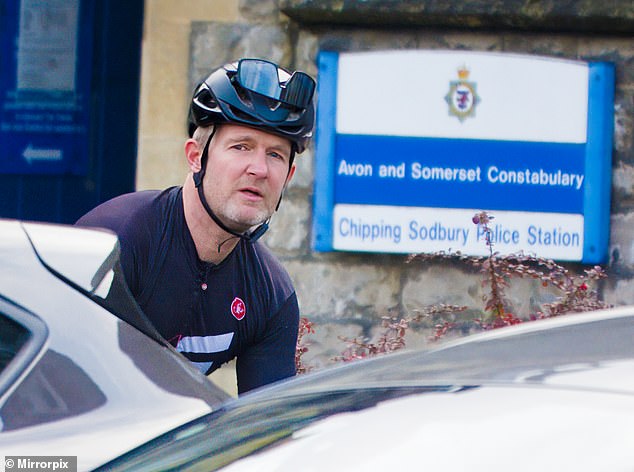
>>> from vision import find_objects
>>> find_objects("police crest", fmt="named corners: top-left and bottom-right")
top-left (445, 66), bottom-right (481, 122)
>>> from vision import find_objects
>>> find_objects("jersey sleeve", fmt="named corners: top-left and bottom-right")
top-left (235, 292), bottom-right (300, 394)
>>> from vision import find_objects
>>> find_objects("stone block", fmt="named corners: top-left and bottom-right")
top-left (603, 277), bottom-right (634, 307)
top-left (609, 212), bottom-right (634, 270)
top-left (403, 257), bottom-right (582, 319)
top-left (279, 0), bottom-right (634, 33)
top-left (402, 263), bottom-right (482, 313)
top-left (189, 22), bottom-right (292, 90)
top-left (263, 193), bottom-right (311, 254)
top-left (289, 147), bottom-right (314, 189)
top-left (239, 0), bottom-right (280, 22)
top-left (298, 320), bottom-right (365, 371)
top-left (501, 34), bottom-right (580, 58)
top-left (612, 162), bottom-right (634, 213)
top-left (285, 258), bottom-right (402, 319)
top-left (613, 92), bottom-right (634, 163)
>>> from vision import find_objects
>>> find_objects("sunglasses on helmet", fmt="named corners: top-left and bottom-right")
top-left (236, 59), bottom-right (315, 110)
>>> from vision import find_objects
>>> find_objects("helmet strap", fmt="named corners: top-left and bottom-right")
top-left (193, 128), bottom-right (269, 246)
top-left (274, 147), bottom-right (296, 211)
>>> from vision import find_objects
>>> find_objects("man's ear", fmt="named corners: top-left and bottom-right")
top-left (285, 163), bottom-right (297, 185)
top-left (185, 139), bottom-right (202, 172)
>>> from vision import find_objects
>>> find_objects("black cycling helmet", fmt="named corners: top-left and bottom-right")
top-left (188, 58), bottom-right (316, 153)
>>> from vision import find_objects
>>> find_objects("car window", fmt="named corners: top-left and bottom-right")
top-left (0, 314), bottom-right (29, 373)
top-left (0, 297), bottom-right (48, 400)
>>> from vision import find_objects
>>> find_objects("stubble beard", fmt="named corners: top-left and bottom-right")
top-left (218, 198), bottom-right (271, 232)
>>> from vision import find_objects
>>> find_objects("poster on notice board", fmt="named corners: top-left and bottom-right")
top-left (0, 0), bottom-right (93, 175)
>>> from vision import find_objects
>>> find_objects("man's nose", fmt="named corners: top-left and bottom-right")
top-left (246, 149), bottom-right (269, 177)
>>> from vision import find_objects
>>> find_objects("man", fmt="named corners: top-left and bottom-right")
top-left (76, 59), bottom-right (315, 394)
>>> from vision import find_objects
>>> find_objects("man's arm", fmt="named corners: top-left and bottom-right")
top-left (235, 293), bottom-right (300, 394)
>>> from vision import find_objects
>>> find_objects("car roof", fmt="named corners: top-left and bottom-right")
top-left (248, 305), bottom-right (634, 398)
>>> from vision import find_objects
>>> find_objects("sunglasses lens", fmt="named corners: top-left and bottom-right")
top-left (283, 72), bottom-right (315, 109)
top-left (238, 60), bottom-right (281, 100)
top-left (237, 59), bottom-right (315, 109)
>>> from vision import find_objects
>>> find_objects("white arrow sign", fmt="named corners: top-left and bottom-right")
top-left (23, 145), bottom-right (63, 163)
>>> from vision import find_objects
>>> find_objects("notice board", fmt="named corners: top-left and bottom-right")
top-left (0, 0), bottom-right (93, 175)
top-left (312, 50), bottom-right (615, 263)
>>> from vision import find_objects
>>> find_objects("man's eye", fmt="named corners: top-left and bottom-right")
top-left (269, 151), bottom-right (288, 161)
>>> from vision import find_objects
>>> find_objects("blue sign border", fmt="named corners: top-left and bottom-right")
top-left (312, 51), bottom-right (339, 252)
top-left (582, 63), bottom-right (615, 263)
top-left (312, 51), bottom-right (615, 264)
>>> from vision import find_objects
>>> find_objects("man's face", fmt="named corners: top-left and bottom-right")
top-left (202, 124), bottom-right (295, 233)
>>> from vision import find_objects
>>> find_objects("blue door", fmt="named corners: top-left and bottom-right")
top-left (0, 0), bottom-right (143, 223)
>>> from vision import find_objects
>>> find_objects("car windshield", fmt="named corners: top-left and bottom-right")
top-left (22, 222), bottom-right (164, 344)
top-left (97, 385), bottom-right (467, 471)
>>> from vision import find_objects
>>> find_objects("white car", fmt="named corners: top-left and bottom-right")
top-left (102, 305), bottom-right (634, 471)
top-left (0, 220), bottom-right (230, 470)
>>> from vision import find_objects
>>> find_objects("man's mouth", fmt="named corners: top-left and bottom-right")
top-left (240, 187), bottom-right (264, 200)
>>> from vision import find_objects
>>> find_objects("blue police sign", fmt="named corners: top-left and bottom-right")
top-left (312, 50), bottom-right (615, 263)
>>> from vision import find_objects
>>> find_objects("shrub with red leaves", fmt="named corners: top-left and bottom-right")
top-left (295, 211), bottom-right (610, 372)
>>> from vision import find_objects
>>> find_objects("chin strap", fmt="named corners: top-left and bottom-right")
top-left (193, 128), bottom-right (270, 245)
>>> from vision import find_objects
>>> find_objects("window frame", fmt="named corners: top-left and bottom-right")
top-left (0, 296), bottom-right (48, 402)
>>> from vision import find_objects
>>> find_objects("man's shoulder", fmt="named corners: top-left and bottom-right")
top-left (75, 187), bottom-right (181, 237)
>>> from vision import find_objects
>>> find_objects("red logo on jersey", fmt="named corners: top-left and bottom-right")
top-left (231, 297), bottom-right (246, 320)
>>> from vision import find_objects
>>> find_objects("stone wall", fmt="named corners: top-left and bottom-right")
top-left (141, 0), bottom-right (634, 377)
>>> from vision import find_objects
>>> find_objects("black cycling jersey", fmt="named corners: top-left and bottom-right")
top-left (76, 186), bottom-right (299, 394)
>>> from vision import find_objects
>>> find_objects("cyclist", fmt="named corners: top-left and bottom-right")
top-left (77, 58), bottom-right (315, 394)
